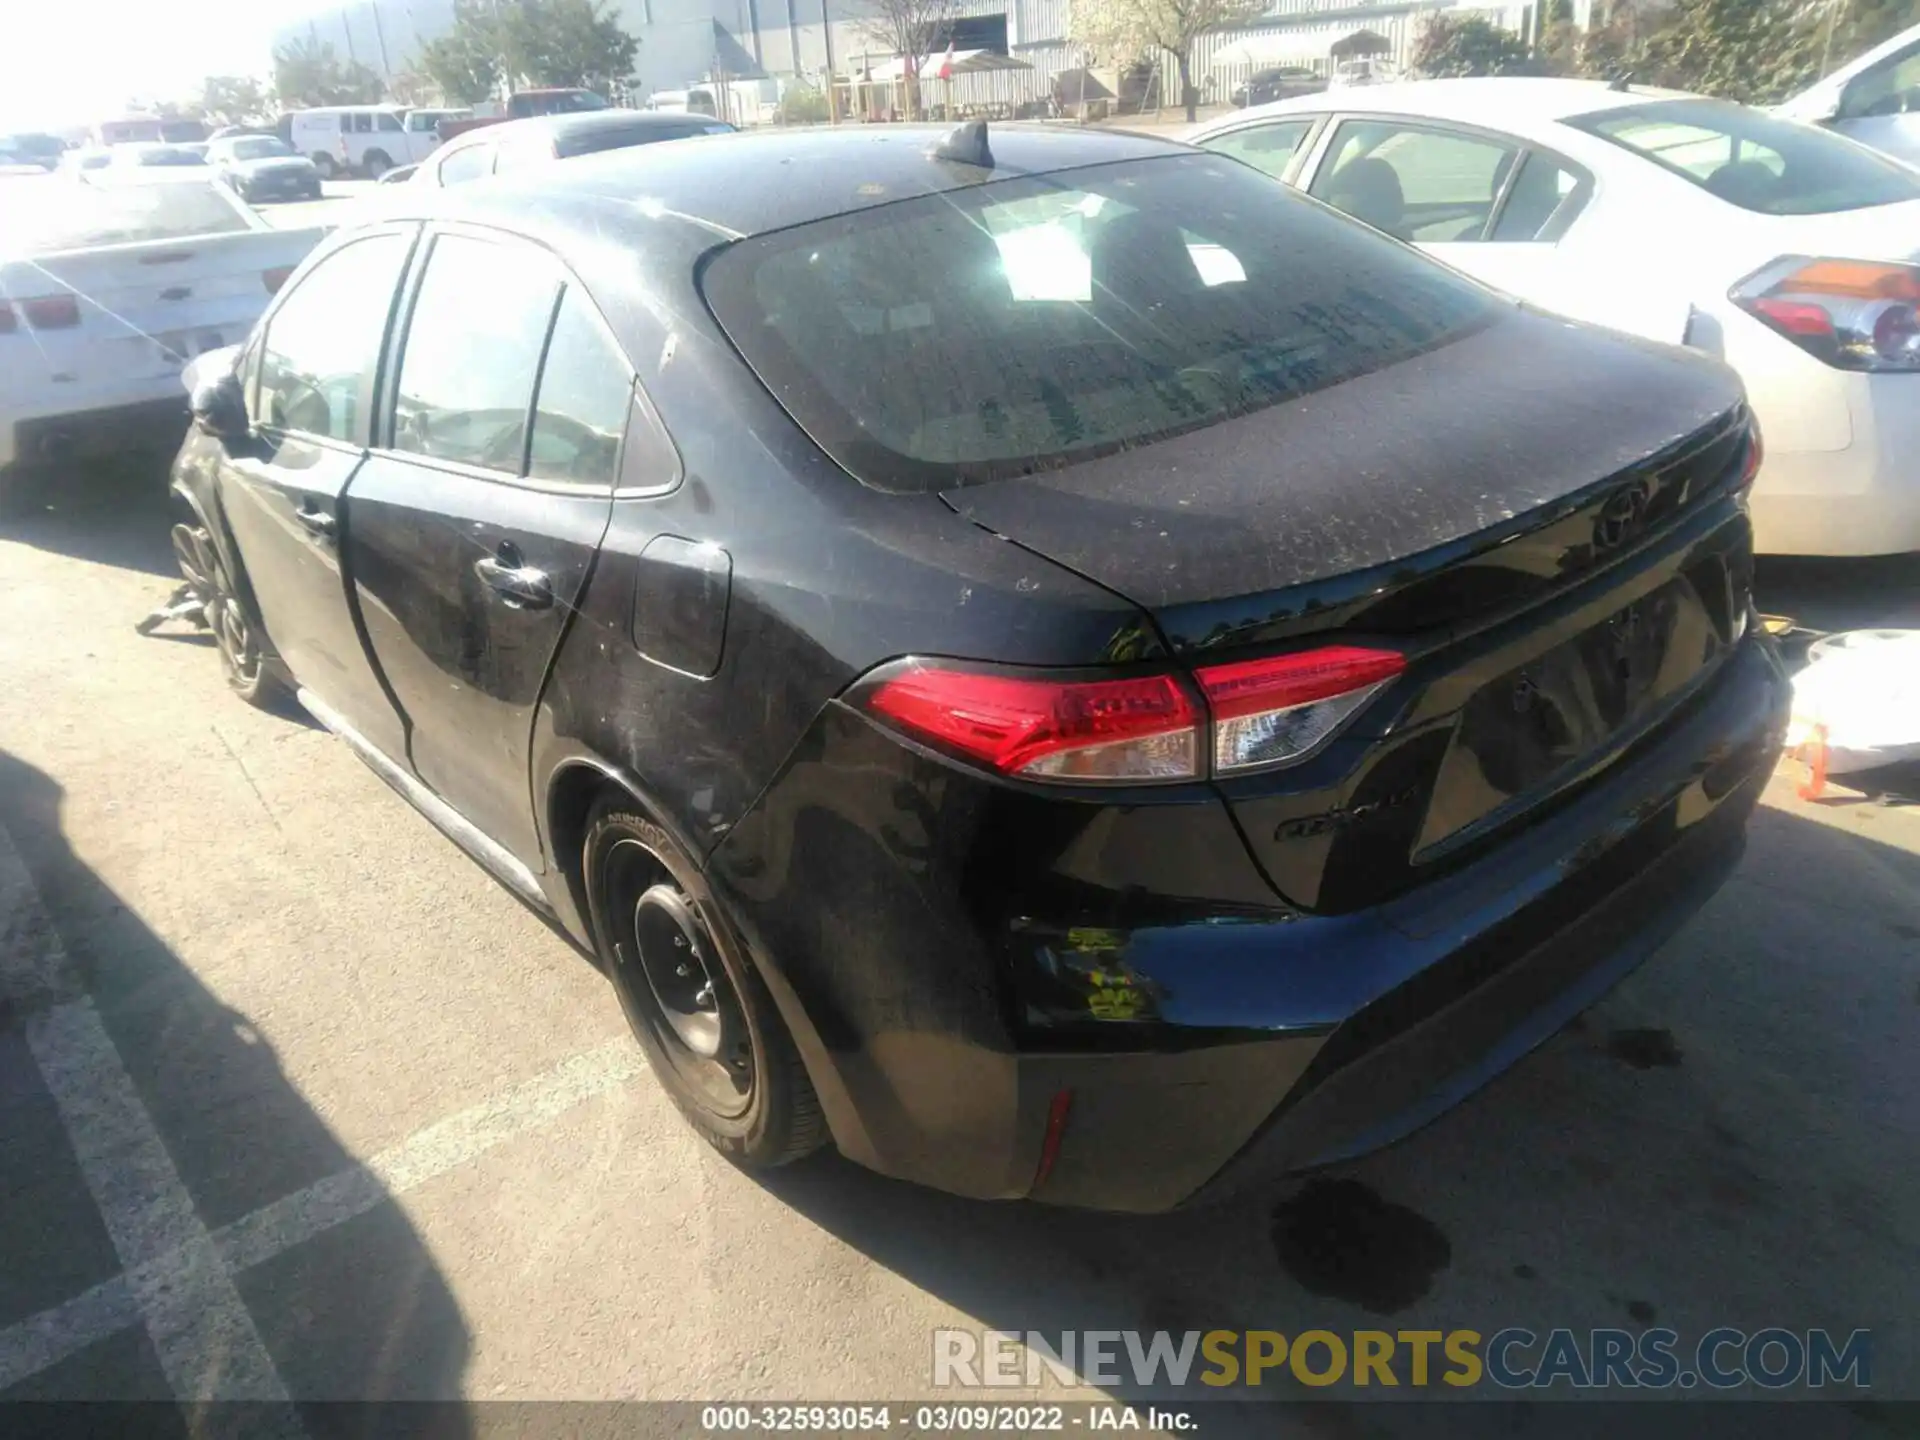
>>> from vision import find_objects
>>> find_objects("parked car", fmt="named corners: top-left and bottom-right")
top-left (164, 125), bottom-right (1786, 1209)
top-left (1231, 66), bottom-right (1324, 108)
top-left (60, 147), bottom-right (115, 174)
top-left (288, 105), bottom-right (436, 179)
top-left (402, 107), bottom-right (468, 154)
top-left (1, 172), bottom-right (324, 508)
top-left (0, 132), bottom-right (67, 169)
top-left (1190, 78), bottom-right (1920, 558)
top-left (110, 142), bottom-right (208, 168)
top-left (412, 110), bottom-right (735, 188)
top-left (436, 89), bottom-right (608, 144)
top-left (206, 135), bottom-right (323, 203)
top-left (1778, 21), bottom-right (1920, 168)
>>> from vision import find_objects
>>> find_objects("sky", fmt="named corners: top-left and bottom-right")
top-left (3, 0), bottom-right (321, 132)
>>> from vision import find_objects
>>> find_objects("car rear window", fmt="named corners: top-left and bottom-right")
top-left (230, 138), bottom-right (293, 160)
top-left (0, 181), bottom-right (250, 252)
top-left (1567, 97), bottom-right (1920, 215)
top-left (556, 121), bottom-right (731, 158)
top-left (703, 153), bottom-right (1496, 491)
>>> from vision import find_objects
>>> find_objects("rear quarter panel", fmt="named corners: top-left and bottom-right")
top-left (526, 242), bottom-right (1158, 887)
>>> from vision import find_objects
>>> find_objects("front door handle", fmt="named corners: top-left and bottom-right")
top-left (294, 504), bottom-right (335, 540)
top-left (475, 547), bottom-right (553, 610)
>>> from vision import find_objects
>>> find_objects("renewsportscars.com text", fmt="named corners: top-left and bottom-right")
top-left (933, 1327), bottom-right (1871, 1391)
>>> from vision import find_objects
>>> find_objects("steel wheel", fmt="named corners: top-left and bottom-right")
top-left (584, 804), bottom-right (823, 1165)
top-left (171, 519), bottom-right (283, 708)
top-left (613, 857), bottom-right (755, 1118)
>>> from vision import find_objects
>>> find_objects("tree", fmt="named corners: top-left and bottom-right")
top-left (1410, 14), bottom-right (1534, 78)
top-left (196, 76), bottom-right (274, 126)
top-left (272, 37), bottom-right (383, 107)
top-left (862, 0), bottom-right (955, 120)
top-left (419, 0), bottom-right (504, 105)
top-left (776, 84), bottom-right (831, 124)
top-left (1069, 0), bottom-right (1266, 121)
top-left (1637, 0), bottom-right (1823, 103)
top-left (498, 0), bottom-right (640, 92)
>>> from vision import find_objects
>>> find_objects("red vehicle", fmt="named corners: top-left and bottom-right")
top-left (436, 89), bottom-right (608, 143)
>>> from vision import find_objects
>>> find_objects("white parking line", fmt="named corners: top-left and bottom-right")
top-left (0, 821), bottom-right (301, 1428)
top-left (218, 1039), bottom-right (641, 1273)
top-left (0, 939), bottom-right (640, 1398)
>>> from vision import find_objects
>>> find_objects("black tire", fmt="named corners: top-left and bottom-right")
top-left (362, 149), bottom-right (390, 180)
top-left (0, 467), bottom-right (55, 521)
top-left (170, 519), bottom-right (289, 709)
top-left (583, 802), bottom-right (824, 1168)
top-left (311, 152), bottom-right (337, 179)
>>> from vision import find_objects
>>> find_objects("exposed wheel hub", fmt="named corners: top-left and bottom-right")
top-left (632, 884), bottom-right (726, 1058)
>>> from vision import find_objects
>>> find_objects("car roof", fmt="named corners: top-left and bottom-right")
top-left (479, 110), bottom-right (730, 142)
top-left (434, 122), bottom-right (1182, 238)
top-left (1216, 77), bottom-right (1700, 134)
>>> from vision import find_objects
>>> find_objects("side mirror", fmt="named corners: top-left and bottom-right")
top-left (190, 373), bottom-right (250, 442)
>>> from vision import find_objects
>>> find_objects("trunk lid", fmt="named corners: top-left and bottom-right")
top-left (943, 311), bottom-right (1741, 649)
top-left (3, 226), bottom-right (323, 390)
top-left (1755, 198), bottom-right (1920, 266)
top-left (946, 310), bottom-right (1756, 912)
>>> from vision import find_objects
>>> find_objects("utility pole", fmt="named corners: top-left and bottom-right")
top-left (371, 2), bottom-right (394, 78)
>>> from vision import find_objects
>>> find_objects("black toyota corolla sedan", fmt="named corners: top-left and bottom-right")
top-left (166, 122), bottom-right (1787, 1211)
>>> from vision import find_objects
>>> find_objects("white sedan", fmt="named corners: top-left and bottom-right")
top-left (1, 170), bottom-right (325, 503)
top-left (1190, 78), bottom-right (1920, 557)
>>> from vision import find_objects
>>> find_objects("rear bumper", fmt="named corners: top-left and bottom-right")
top-left (1748, 371), bottom-right (1920, 557)
top-left (1034, 635), bottom-right (1788, 1210)
top-left (239, 173), bottom-right (322, 201)
top-left (720, 633), bottom-right (1788, 1212)
top-left (1, 395), bottom-right (189, 478)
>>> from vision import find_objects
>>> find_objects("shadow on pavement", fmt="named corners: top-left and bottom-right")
top-left (1755, 554), bottom-right (1920, 637)
top-left (0, 453), bottom-right (180, 580)
top-left (757, 794), bottom-right (1919, 1431)
top-left (0, 749), bottom-right (472, 1425)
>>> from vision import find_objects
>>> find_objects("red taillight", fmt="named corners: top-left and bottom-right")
top-left (1733, 257), bottom-right (1920, 372)
top-left (263, 266), bottom-right (294, 294)
top-left (1195, 646), bottom-right (1405, 774)
top-left (859, 662), bottom-right (1201, 782)
top-left (856, 646), bottom-right (1405, 784)
top-left (20, 293), bottom-right (80, 329)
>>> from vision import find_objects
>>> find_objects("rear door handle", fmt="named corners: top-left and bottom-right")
top-left (475, 548), bottom-right (553, 610)
top-left (294, 504), bottom-right (335, 540)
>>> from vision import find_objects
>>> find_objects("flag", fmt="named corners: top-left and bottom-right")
top-left (937, 41), bottom-right (956, 81)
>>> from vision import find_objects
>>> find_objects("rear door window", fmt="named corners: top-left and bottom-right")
top-left (258, 232), bottom-right (414, 442)
top-left (1839, 41), bottom-right (1920, 119)
top-left (1310, 120), bottom-right (1520, 242)
top-left (391, 233), bottom-right (560, 472)
top-left (527, 288), bottom-right (633, 488)
top-left (703, 152), bottom-right (1495, 492)
top-left (1568, 97), bottom-right (1920, 214)
top-left (1198, 118), bottom-right (1318, 181)
top-left (1488, 152), bottom-right (1590, 240)
top-left (437, 143), bottom-right (493, 185)
top-left (493, 137), bottom-right (553, 174)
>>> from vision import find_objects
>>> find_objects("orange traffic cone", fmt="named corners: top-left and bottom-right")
top-left (1797, 722), bottom-right (1829, 802)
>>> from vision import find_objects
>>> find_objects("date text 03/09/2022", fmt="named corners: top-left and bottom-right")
top-left (698, 1404), bottom-right (1194, 1432)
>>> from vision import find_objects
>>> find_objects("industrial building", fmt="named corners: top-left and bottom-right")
top-left (276, 0), bottom-right (1563, 119)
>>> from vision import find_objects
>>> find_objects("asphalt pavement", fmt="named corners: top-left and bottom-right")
top-left (1, 451), bottom-right (1918, 1429)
